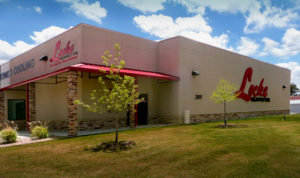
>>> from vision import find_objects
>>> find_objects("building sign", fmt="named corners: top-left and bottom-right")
top-left (0, 59), bottom-right (35, 81)
top-left (237, 67), bottom-right (270, 102)
top-left (50, 40), bottom-right (78, 67)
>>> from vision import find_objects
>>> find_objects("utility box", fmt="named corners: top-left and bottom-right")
top-left (184, 109), bottom-right (190, 124)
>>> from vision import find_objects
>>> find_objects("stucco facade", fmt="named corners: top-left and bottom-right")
top-left (0, 24), bottom-right (290, 135)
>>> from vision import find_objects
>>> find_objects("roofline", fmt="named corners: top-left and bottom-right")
top-left (0, 63), bottom-right (179, 91)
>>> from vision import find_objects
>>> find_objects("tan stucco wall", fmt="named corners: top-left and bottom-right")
top-left (35, 73), bottom-right (68, 121)
top-left (81, 25), bottom-right (158, 74)
top-left (175, 37), bottom-right (290, 118)
top-left (77, 73), bottom-right (159, 121)
top-left (136, 77), bottom-right (159, 119)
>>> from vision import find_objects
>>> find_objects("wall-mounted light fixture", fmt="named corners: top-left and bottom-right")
top-left (39, 55), bottom-right (48, 61)
top-left (282, 85), bottom-right (287, 89)
top-left (192, 70), bottom-right (200, 76)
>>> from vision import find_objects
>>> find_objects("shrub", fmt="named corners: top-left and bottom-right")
top-left (0, 128), bottom-right (17, 143)
top-left (28, 121), bottom-right (48, 130)
top-left (31, 126), bottom-right (49, 139)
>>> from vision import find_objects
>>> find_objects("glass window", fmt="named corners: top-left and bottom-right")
top-left (8, 99), bottom-right (26, 121)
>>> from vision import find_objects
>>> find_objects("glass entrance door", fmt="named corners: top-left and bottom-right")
top-left (137, 94), bottom-right (148, 125)
top-left (8, 99), bottom-right (26, 121)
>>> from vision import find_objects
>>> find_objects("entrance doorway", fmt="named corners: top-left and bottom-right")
top-left (8, 99), bottom-right (26, 121)
top-left (137, 94), bottom-right (148, 125)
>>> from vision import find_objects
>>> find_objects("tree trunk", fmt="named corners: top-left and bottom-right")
top-left (115, 116), bottom-right (119, 144)
top-left (224, 100), bottom-right (227, 126)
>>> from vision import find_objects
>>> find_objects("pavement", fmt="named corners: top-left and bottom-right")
top-left (18, 124), bottom-right (173, 137)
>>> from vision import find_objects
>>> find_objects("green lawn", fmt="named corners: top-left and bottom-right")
top-left (0, 115), bottom-right (300, 178)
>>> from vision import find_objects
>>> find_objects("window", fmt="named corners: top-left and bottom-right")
top-left (8, 99), bottom-right (26, 121)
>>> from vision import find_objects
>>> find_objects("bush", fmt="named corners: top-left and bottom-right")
top-left (31, 126), bottom-right (49, 139)
top-left (0, 128), bottom-right (17, 143)
top-left (28, 121), bottom-right (48, 130)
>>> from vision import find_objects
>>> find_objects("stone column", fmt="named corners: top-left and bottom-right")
top-left (67, 71), bottom-right (78, 136)
top-left (28, 83), bottom-right (36, 122)
top-left (0, 91), bottom-right (4, 129)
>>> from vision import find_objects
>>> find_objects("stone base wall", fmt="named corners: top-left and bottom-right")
top-left (12, 120), bottom-right (26, 130)
top-left (190, 110), bottom-right (290, 124)
top-left (30, 110), bottom-right (289, 131)
top-left (48, 117), bottom-right (128, 131)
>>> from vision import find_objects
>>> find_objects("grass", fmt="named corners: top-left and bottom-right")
top-left (0, 115), bottom-right (299, 178)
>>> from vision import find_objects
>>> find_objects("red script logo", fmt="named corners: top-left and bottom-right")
top-left (50, 40), bottom-right (74, 62)
top-left (236, 67), bottom-right (269, 102)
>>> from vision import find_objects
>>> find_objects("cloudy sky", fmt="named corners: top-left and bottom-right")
top-left (0, 0), bottom-right (300, 86)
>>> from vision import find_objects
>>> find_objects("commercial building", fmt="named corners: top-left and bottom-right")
top-left (290, 96), bottom-right (300, 114)
top-left (0, 24), bottom-right (290, 136)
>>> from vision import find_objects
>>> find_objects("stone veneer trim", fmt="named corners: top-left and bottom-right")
top-left (28, 82), bottom-right (36, 122)
top-left (190, 110), bottom-right (290, 124)
top-left (67, 71), bottom-right (78, 136)
top-left (0, 91), bottom-right (4, 128)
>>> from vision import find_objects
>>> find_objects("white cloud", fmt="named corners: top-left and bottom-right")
top-left (56, 0), bottom-right (107, 23)
top-left (34, 6), bottom-right (42, 14)
top-left (118, 0), bottom-right (166, 13)
top-left (134, 14), bottom-right (230, 49)
top-left (0, 25), bottom-right (69, 62)
top-left (244, 0), bottom-right (298, 33)
top-left (0, 40), bottom-right (35, 62)
top-left (30, 25), bottom-right (70, 44)
top-left (175, 0), bottom-right (298, 33)
top-left (260, 28), bottom-right (300, 58)
top-left (172, 0), bottom-right (256, 14)
top-left (125, 0), bottom-right (297, 33)
top-left (236, 37), bottom-right (259, 56)
top-left (277, 62), bottom-right (300, 86)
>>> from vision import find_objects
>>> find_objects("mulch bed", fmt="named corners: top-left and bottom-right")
top-left (217, 124), bottom-right (249, 128)
top-left (87, 141), bottom-right (136, 152)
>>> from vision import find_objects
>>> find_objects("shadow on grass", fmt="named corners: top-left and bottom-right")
top-left (85, 141), bottom-right (136, 153)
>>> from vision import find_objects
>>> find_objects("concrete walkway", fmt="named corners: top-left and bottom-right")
top-left (17, 124), bottom-right (173, 137)
top-left (50, 124), bottom-right (172, 137)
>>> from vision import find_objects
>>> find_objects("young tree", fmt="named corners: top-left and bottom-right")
top-left (74, 44), bottom-right (140, 144)
top-left (210, 79), bottom-right (240, 126)
top-left (290, 83), bottom-right (299, 96)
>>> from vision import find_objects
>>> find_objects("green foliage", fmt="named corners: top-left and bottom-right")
top-left (31, 126), bottom-right (49, 139)
top-left (28, 121), bottom-right (48, 130)
top-left (290, 83), bottom-right (299, 95)
top-left (210, 79), bottom-right (239, 103)
top-left (0, 128), bottom-right (17, 143)
top-left (75, 44), bottom-right (140, 115)
top-left (74, 44), bottom-right (141, 143)
top-left (211, 79), bottom-right (239, 126)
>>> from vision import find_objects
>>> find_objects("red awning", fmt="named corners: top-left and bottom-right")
top-left (69, 64), bottom-right (179, 81)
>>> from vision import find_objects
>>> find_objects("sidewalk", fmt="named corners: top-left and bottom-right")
top-left (48, 124), bottom-right (173, 137)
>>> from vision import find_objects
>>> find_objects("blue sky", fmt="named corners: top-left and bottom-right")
top-left (0, 0), bottom-right (300, 85)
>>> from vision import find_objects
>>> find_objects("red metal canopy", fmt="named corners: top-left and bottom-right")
top-left (0, 63), bottom-right (179, 91)
top-left (69, 64), bottom-right (179, 81)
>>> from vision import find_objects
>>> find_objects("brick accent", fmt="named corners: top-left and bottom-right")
top-left (47, 117), bottom-right (128, 131)
top-left (44, 109), bottom-right (289, 131)
top-left (190, 110), bottom-right (290, 124)
top-left (0, 91), bottom-right (4, 129)
top-left (67, 71), bottom-right (78, 136)
top-left (28, 82), bottom-right (36, 122)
